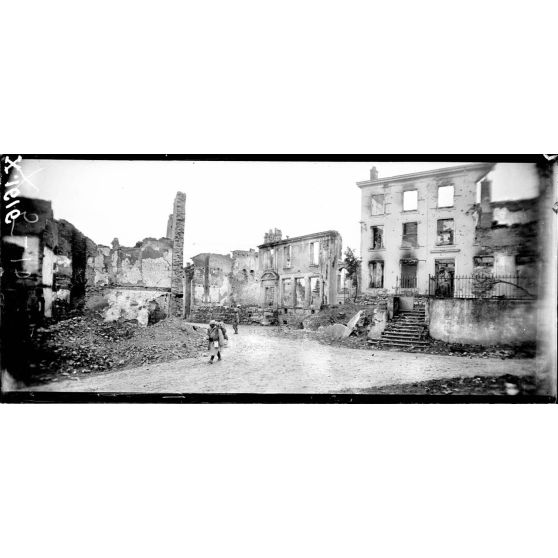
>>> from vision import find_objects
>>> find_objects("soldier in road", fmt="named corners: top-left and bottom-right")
top-left (207, 320), bottom-right (228, 364)
top-left (232, 306), bottom-right (240, 334)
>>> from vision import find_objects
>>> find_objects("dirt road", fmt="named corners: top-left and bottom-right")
top-left (27, 326), bottom-right (536, 393)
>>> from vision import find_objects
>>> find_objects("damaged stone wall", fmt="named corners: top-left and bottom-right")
top-left (190, 253), bottom-right (233, 306)
top-left (1, 191), bottom-right (99, 382)
top-left (230, 249), bottom-right (259, 306)
top-left (169, 192), bottom-right (186, 316)
top-left (187, 249), bottom-right (261, 314)
top-left (1, 197), bottom-right (98, 321)
top-left (85, 191), bottom-right (186, 323)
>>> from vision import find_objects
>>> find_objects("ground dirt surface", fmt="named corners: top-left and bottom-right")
top-left (25, 324), bottom-right (537, 394)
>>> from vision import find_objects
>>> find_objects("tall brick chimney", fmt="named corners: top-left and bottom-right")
top-left (479, 179), bottom-right (492, 228)
top-left (166, 214), bottom-right (174, 238)
top-left (170, 192), bottom-right (186, 316)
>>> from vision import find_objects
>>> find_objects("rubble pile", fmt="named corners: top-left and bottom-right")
top-left (339, 374), bottom-right (537, 396)
top-left (32, 315), bottom-right (207, 382)
top-left (301, 304), bottom-right (375, 331)
top-left (410, 340), bottom-right (536, 359)
top-left (279, 306), bottom-right (536, 360)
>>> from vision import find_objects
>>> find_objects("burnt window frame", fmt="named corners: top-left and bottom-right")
top-left (370, 225), bottom-right (384, 250)
top-left (368, 260), bottom-right (384, 289)
top-left (436, 218), bottom-right (455, 246)
top-left (402, 221), bottom-right (418, 248)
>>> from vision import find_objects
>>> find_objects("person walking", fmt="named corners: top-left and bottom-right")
top-left (232, 307), bottom-right (240, 334)
top-left (207, 319), bottom-right (228, 363)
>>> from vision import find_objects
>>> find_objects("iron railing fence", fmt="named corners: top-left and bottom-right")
top-left (428, 273), bottom-right (536, 300)
top-left (394, 275), bottom-right (421, 294)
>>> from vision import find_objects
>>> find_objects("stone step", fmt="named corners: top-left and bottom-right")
top-left (382, 331), bottom-right (425, 338)
top-left (382, 340), bottom-right (430, 347)
top-left (400, 311), bottom-right (425, 314)
top-left (382, 334), bottom-right (426, 342)
top-left (400, 310), bottom-right (425, 315)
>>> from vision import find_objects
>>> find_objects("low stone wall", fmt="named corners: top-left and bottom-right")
top-left (354, 292), bottom-right (390, 309)
top-left (189, 304), bottom-right (278, 326)
top-left (428, 298), bottom-right (537, 345)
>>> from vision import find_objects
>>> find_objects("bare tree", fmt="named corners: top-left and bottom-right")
top-left (343, 247), bottom-right (361, 302)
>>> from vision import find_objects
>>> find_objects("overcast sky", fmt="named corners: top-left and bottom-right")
top-left (16, 159), bottom-right (537, 263)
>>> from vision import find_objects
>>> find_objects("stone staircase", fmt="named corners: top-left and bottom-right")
top-left (379, 308), bottom-right (429, 349)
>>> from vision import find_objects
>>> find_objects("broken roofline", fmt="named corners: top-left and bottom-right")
top-left (258, 230), bottom-right (342, 249)
top-left (96, 237), bottom-right (173, 250)
top-left (356, 163), bottom-right (495, 188)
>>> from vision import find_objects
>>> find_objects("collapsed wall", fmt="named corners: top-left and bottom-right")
top-left (471, 181), bottom-right (539, 297)
top-left (85, 191), bottom-right (186, 323)
top-left (1, 196), bottom-right (98, 321)
top-left (186, 249), bottom-right (261, 318)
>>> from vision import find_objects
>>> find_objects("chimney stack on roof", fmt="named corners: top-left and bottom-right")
top-left (264, 228), bottom-right (283, 244)
top-left (370, 166), bottom-right (379, 181)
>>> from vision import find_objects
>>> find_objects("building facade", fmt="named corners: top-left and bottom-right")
top-left (357, 163), bottom-right (494, 297)
top-left (258, 228), bottom-right (342, 314)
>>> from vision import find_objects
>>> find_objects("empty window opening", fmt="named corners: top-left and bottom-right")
top-left (437, 185), bottom-right (454, 207)
top-left (282, 278), bottom-right (293, 306)
top-left (402, 222), bottom-right (418, 248)
top-left (474, 256), bottom-right (494, 268)
top-left (370, 194), bottom-right (385, 216)
top-left (264, 286), bottom-right (275, 306)
top-left (294, 277), bottom-right (306, 307)
top-left (369, 261), bottom-right (384, 288)
top-left (403, 190), bottom-right (418, 211)
top-left (284, 245), bottom-right (291, 268)
top-left (310, 277), bottom-right (321, 306)
top-left (310, 242), bottom-right (320, 265)
top-left (371, 226), bottom-right (384, 249)
top-left (436, 219), bottom-right (454, 245)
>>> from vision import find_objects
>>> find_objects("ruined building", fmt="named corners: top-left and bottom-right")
top-left (1, 196), bottom-right (97, 320)
top-left (86, 191), bottom-right (186, 321)
top-left (357, 163), bottom-right (495, 297)
top-left (356, 162), bottom-right (545, 349)
top-left (1, 191), bottom-right (187, 326)
top-left (185, 249), bottom-right (262, 323)
top-left (258, 228), bottom-right (343, 316)
top-left (470, 166), bottom-right (539, 297)
top-left (185, 228), bottom-right (343, 324)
